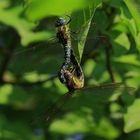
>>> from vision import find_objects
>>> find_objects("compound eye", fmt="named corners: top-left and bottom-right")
top-left (59, 18), bottom-right (66, 25)
top-left (55, 18), bottom-right (66, 27)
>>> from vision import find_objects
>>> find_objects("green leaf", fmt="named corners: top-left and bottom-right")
top-left (109, 0), bottom-right (123, 8)
top-left (114, 32), bottom-right (130, 50)
top-left (83, 59), bottom-right (96, 77)
top-left (0, 84), bottom-right (30, 106)
top-left (108, 30), bottom-right (130, 55)
top-left (120, 8), bottom-right (137, 38)
top-left (50, 114), bottom-right (120, 139)
top-left (120, 4), bottom-right (140, 51)
top-left (125, 70), bottom-right (140, 89)
top-left (113, 54), bottom-right (140, 66)
top-left (0, 85), bottom-right (13, 104)
top-left (124, 0), bottom-right (140, 32)
top-left (71, 1), bottom-right (101, 62)
top-left (94, 10), bottom-right (111, 30)
top-left (0, 6), bottom-right (53, 46)
top-left (26, 0), bottom-right (95, 21)
top-left (112, 23), bottom-right (129, 33)
top-left (135, 32), bottom-right (140, 51)
top-left (0, 0), bottom-right (9, 8)
top-left (124, 99), bottom-right (140, 133)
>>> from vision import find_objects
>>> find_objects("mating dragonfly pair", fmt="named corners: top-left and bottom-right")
top-left (42, 16), bottom-right (134, 121)
top-left (56, 15), bottom-right (84, 91)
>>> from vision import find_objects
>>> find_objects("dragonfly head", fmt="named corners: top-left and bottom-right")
top-left (64, 70), bottom-right (73, 80)
top-left (55, 17), bottom-right (66, 27)
top-left (55, 15), bottom-right (71, 27)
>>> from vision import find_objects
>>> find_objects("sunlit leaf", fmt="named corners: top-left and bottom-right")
top-left (124, 0), bottom-right (140, 32)
top-left (71, 0), bottom-right (102, 61)
top-left (135, 32), bottom-right (140, 51)
top-left (120, 5), bottom-right (140, 51)
top-left (50, 114), bottom-right (120, 139)
top-left (83, 59), bottom-right (96, 77)
top-left (0, 84), bottom-right (30, 106)
top-left (125, 70), bottom-right (140, 89)
top-left (0, 85), bottom-right (13, 104)
top-left (0, 0), bottom-right (9, 8)
top-left (120, 8), bottom-right (137, 38)
top-left (114, 32), bottom-right (130, 50)
top-left (0, 6), bottom-right (53, 45)
top-left (113, 54), bottom-right (140, 66)
top-left (124, 99), bottom-right (140, 133)
top-left (26, 0), bottom-right (97, 21)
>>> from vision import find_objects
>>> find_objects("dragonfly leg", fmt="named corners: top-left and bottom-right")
top-left (66, 15), bottom-right (72, 25)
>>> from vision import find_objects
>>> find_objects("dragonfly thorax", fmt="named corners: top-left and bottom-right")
top-left (56, 26), bottom-right (71, 46)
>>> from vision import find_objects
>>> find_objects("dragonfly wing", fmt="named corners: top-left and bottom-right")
top-left (14, 36), bottom-right (58, 55)
top-left (44, 92), bottom-right (72, 122)
top-left (62, 83), bottom-right (134, 110)
top-left (45, 83), bottom-right (135, 122)
top-left (82, 83), bottom-right (135, 95)
top-left (44, 83), bottom-right (135, 135)
top-left (71, 35), bottom-right (103, 43)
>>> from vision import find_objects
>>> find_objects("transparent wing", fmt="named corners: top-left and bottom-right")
top-left (44, 83), bottom-right (135, 122)
top-left (13, 36), bottom-right (102, 53)
top-left (11, 21), bottom-right (105, 56)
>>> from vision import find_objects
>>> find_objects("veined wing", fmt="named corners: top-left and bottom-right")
top-left (45, 83), bottom-right (135, 122)
top-left (13, 35), bottom-right (103, 55)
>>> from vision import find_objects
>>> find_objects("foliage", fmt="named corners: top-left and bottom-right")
top-left (0, 0), bottom-right (140, 140)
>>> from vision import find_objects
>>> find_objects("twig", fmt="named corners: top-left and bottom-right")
top-left (102, 37), bottom-right (115, 83)
top-left (0, 30), bottom-right (19, 83)
top-left (105, 48), bottom-right (115, 82)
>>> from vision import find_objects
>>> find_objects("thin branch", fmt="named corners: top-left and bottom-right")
top-left (105, 48), bottom-right (115, 82)
top-left (102, 37), bottom-right (115, 83)
top-left (0, 30), bottom-right (19, 83)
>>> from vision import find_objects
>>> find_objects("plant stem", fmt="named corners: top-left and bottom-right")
top-left (0, 30), bottom-right (19, 83)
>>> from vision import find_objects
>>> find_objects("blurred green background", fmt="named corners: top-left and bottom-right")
top-left (0, 0), bottom-right (140, 140)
